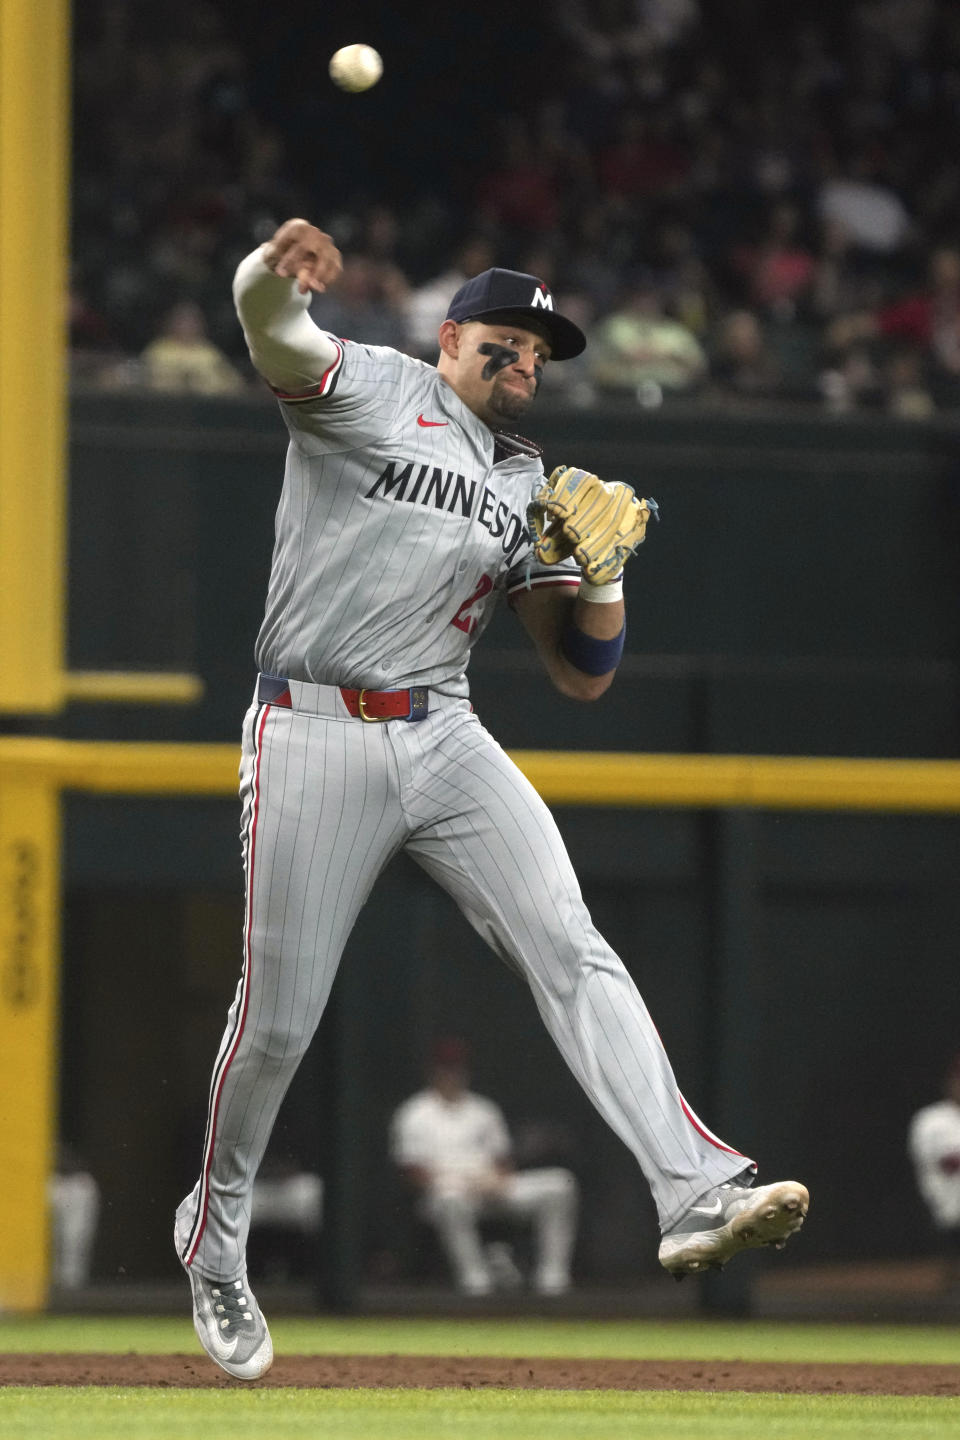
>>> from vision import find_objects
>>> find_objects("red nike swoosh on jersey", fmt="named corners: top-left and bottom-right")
top-left (417, 413), bottom-right (448, 427)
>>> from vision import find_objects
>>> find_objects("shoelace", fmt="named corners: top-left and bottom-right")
top-left (210, 1279), bottom-right (254, 1333)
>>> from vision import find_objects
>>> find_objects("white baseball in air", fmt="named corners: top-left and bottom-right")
top-left (328, 44), bottom-right (383, 93)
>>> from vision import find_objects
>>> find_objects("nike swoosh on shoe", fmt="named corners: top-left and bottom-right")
top-left (689, 1197), bottom-right (723, 1217)
top-left (208, 1330), bottom-right (240, 1359)
top-left (193, 1282), bottom-right (241, 1358)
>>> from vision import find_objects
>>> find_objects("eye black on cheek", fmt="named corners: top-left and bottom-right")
top-left (478, 341), bottom-right (520, 380)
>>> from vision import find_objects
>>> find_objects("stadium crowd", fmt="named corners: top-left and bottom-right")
top-left (71, 0), bottom-right (960, 415)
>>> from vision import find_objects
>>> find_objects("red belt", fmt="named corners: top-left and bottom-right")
top-left (340, 686), bottom-right (429, 722)
top-left (257, 674), bottom-right (429, 722)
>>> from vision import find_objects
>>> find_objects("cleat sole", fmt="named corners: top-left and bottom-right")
top-left (659, 1181), bottom-right (809, 1276)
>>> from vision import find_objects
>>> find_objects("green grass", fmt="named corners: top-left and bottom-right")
top-left (1, 1387), bottom-right (959, 1440)
top-left (1, 1313), bottom-right (959, 1363)
top-left (3, 1315), bottom-right (959, 1439)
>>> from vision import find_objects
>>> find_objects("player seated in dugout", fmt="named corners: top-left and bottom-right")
top-left (390, 1038), bottom-right (578, 1297)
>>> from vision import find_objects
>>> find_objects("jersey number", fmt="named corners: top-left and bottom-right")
top-left (450, 574), bottom-right (494, 634)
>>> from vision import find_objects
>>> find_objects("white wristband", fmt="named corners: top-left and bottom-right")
top-left (578, 577), bottom-right (623, 604)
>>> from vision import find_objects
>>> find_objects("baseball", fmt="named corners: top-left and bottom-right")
top-left (328, 44), bottom-right (383, 93)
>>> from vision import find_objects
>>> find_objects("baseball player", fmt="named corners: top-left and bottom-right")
top-left (908, 1052), bottom-right (960, 1283)
top-left (174, 217), bottom-right (809, 1380)
top-left (390, 1036), bottom-right (579, 1296)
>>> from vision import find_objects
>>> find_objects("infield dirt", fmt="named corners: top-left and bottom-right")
top-left (2, 1353), bottom-right (958, 1395)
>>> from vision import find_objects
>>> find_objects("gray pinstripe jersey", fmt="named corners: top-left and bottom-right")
top-left (255, 340), bottom-right (581, 697)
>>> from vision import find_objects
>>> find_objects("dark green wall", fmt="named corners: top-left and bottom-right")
top-left (66, 392), bottom-right (960, 754)
top-left (58, 394), bottom-right (960, 1294)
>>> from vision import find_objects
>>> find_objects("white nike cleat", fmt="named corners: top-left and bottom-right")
top-left (658, 1178), bottom-right (810, 1278)
top-left (174, 1222), bottom-right (273, 1380)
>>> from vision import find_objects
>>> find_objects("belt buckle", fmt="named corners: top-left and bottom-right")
top-left (357, 687), bottom-right (387, 723)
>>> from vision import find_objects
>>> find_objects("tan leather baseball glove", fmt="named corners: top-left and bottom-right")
top-left (528, 465), bottom-right (659, 586)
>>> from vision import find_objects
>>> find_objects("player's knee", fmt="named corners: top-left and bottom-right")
top-left (544, 1168), bottom-right (579, 1210)
top-left (248, 1017), bottom-right (314, 1064)
top-left (430, 1191), bottom-right (474, 1223)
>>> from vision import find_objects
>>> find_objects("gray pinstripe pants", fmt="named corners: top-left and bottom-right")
top-left (177, 687), bottom-right (751, 1281)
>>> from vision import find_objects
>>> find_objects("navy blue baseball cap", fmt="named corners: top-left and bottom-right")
top-left (445, 267), bottom-right (587, 360)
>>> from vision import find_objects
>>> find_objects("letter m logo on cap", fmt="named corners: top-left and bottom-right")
top-left (531, 285), bottom-right (554, 311)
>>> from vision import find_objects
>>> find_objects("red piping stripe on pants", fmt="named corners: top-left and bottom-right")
top-left (183, 703), bottom-right (270, 1265)
top-left (679, 1092), bottom-right (748, 1160)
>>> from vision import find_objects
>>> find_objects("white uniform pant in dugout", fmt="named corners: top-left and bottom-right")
top-left (423, 1167), bottom-right (579, 1295)
top-left (48, 1172), bottom-right (100, 1289)
top-left (177, 680), bottom-right (751, 1282)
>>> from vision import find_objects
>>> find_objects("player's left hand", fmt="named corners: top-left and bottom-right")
top-left (262, 218), bottom-right (343, 295)
top-left (528, 465), bottom-right (659, 586)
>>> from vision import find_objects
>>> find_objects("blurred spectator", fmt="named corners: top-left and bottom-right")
top-left (810, 220), bottom-right (885, 323)
top-left (553, 0), bottom-right (699, 70)
top-left (708, 310), bottom-right (784, 402)
top-left (361, 206), bottom-right (404, 267)
top-left (390, 1038), bottom-right (579, 1297)
top-left (539, 288), bottom-right (599, 408)
top-left (816, 146), bottom-right (913, 256)
top-left (587, 275), bottom-right (707, 400)
top-left (908, 1052), bottom-right (960, 1287)
top-left (474, 122), bottom-right (562, 240)
top-left (856, 0), bottom-right (939, 61)
top-left (310, 255), bottom-right (412, 350)
top-left (817, 340), bottom-right (883, 415)
top-left (731, 200), bottom-right (816, 322)
top-left (562, 209), bottom-right (631, 318)
top-left (639, 0), bottom-right (701, 51)
top-left (404, 237), bottom-right (497, 361)
top-left (597, 107), bottom-right (690, 202)
top-left (819, 335), bottom-right (939, 421)
top-left (69, 281), bottom-right (125, 386)
top-left (874, 247), bottom-right (960, 380)
top-left (826, 246), bottom-right (960, 406)
top-left (140, 300), bottom-right (246, 394)
top-left (650, 222), bottom-right (717, 338)
top-left (881, 347), bottom-right (935, 419)
top-left (69, 281), bottom-right (119, 356)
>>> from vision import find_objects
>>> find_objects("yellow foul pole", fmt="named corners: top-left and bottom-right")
top-left (0, 775), bottom-right (61, 1309)
top-left (0, 0), bottom-right (70, 1309)
top-left (0, 0), bottom-right (70, 713)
